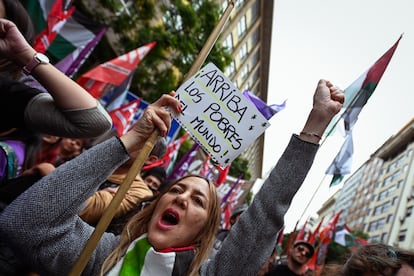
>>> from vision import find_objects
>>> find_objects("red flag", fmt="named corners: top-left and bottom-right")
top-left (159, 133), bottom-right (189, 169)
top-left (285, 221), bottom-right (298, 255)
top-left (275, 226), bottom-right (285, 255)
top-left (314, 210), bottom-right (343, 275)
top-left (200, 154), bottom-right (212, 177)
top-left (109, 99), bottom-right (140, 136)
top-left (220, 175), bottom-right (244, 229)
top-left (295, 219), bottom-right (308, 242)
top-left (215, 165), bottom-right (230, 187)
top-left (77, 42), bottom-right (156, 98)
top-left (34, 0), bottom-right (75, 53)
top-left (308, 216), bottom-right (325, 244)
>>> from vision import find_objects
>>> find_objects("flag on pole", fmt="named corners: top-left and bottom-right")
top-left (103, 72), bottom-right (135, 111)
top-left (295, 219), bottom-right (308, 242)
top-left (200, 154), bottom-right (212, 177)
top-left (275, 226), bottom-right (285, 256)
top-left (243, 90), bottom-right (286, 120)
top-left (76, 42), bottom-right (156, 98)
top-left (22, 27), bottom-right (107, 92)
top-left (22, 0), bottom-right (106, 60)
top-left (108, 99), bottom-right (140, 136)
top-left (33, 0), bottom-right (75, 53)
top-left (167, 143), bottom-right (200, 181)
top-left (324, 35), bottom-right (402, 136)
top-left (334, 225), bottom-right (369, 250)
top-left (159, 133), bottom-right (190, 171)
top-left (325, 132), bottom-right (354, 186)
top-left (215, 165), bottom-right (230, 187)
top-left (220, 174), bottom-right (244, 229)
top-left (308, 216), bottom-right (324, 244)
top-left (55, 27), bottom-right (107, 78)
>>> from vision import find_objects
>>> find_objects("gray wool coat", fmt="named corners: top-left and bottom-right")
top-left (0, 134), bottom-right (318, 275)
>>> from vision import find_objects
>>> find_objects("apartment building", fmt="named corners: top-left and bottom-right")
top-left (217, 0), bottom-right (274, 179)
top-left (333, 119), bottom-right (414, 249)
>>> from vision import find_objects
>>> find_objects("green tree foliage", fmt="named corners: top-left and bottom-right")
top-left (77, 0), bottom-right (232, 103)
top-left (229, 155), bottom-right (251, 180)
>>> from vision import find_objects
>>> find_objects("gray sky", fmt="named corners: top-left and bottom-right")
top-left (262, 0), bottom-right (414, 231)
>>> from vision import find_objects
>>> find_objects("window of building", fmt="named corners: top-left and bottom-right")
top-left (373, 201), bottom-right (391, 215)
top-left (221, 1), bottom-right (228, 11)
top-left (239, 42), bottom-right (248, 60)
top-left (225, 61), bottom-right (235, 77)
top-left (398, 229), bottom-right (407, 242)
top-left (387, 214), bottom-right (393, 223)
top-left (407, 206), bottom-right (413, 217)
top-left (389, 161), bottom-right (397, 172)
top-left (397, 179), bottom-right (403, 189)
top-left (369, 235), bottom-right (380, 243)
top-left (223, 34), bottom-right (233, 51)
top-left (235, 0), bottom-right (244, 8)
top-left (237, 15), bottom-right (247, 37)
top-left (241, 65), bottom-right (249, 80)
top-left (383, 175), bottom-right (392, 186)
top-left (381, 232), bottom-right (388, 242)
top-left (403, 164), bottom-right (408, 172)
top-left (368, 217), bottom-right (386, 231)
top-left (392, 196), bottom-right (398, 206)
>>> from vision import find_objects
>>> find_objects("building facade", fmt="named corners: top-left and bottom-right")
top-left (217, 0), bottom-right (274, 179)
top-left (332, 119), bottom-right (414, 249)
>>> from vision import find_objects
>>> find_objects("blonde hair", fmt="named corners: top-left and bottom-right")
top-left (101, 174), bottom-right (221, 275)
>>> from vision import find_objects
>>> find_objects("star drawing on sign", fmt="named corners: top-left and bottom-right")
top-left (249, 125), bottom-right (254, 130)
top-left (251, 114), bottom-right (257, 119)
top-left (261, 122), bottom-right (267, 127)
top-left (225, 158), bottom-right (230, 164)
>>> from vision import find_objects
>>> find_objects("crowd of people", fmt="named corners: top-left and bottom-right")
top-left (0, 1), bottom-right (414, 275)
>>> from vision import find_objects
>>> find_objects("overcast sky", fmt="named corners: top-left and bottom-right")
top-left (260, 0), bottom-right (414, 231)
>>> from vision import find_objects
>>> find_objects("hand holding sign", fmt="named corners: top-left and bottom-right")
top-left (174, 63), bottom-right (269, 167)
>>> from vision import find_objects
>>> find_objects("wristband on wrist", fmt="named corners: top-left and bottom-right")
top-left (300, 131), bottom-right (322, 140)
top-left (22, 52), bottom-right (50, 75)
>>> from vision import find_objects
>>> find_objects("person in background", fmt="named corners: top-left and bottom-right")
top-left (78, 137), bottom-right (168, 225)
top-left (265, 240), bottom-right (315, 276)
top-left (209, 204), bottom-right (249, 258)
top-left (0, 5), bottom-right (110, 274)
top-left (53, 138), bottom-right (86, 167)
top-left (0, 7), bottom-right (111, 182)
top-left (321, 243), bottom-right (414, 276)
top-left (0, 79), bottom-right (344, 275)
top-left (0, 7), bottom-right (111, 138)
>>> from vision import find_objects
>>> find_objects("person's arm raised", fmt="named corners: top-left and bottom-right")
top-left (0, 18), bottom-right (96, 110)
top-left (299, 79), bottom-right (344, 144)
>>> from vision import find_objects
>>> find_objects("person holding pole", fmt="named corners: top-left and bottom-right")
top-left (0, 79), bottom-right (344, 275)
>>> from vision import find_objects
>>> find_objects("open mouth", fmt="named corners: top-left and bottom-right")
top-left (161, 209), bottom-right (179, 225)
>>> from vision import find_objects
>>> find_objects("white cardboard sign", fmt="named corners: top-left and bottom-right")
top-left (174, 63), bottom-right (269, 167)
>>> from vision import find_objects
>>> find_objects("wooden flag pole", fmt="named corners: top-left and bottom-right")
top-left (69, 1), bottom-right (235, 275)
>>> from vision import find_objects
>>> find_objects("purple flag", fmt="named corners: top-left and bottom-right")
top-left (220, 173), bottom-right (244, 206)
top-left (56, 27), bottom-right (107, 78)
top-left (167, 143), bottom-right (200, 181)
top-left (243, 90), bottom-right (286, 120)
top-left (22, 27), bottom-right (107, 91)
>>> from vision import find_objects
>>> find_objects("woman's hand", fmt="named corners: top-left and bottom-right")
top-left (120, 92), bottom-right (181, 154)
top-left (300, 79), bottom-right (344, 144)
top-left (0, 19), bottom-right (35, 67)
